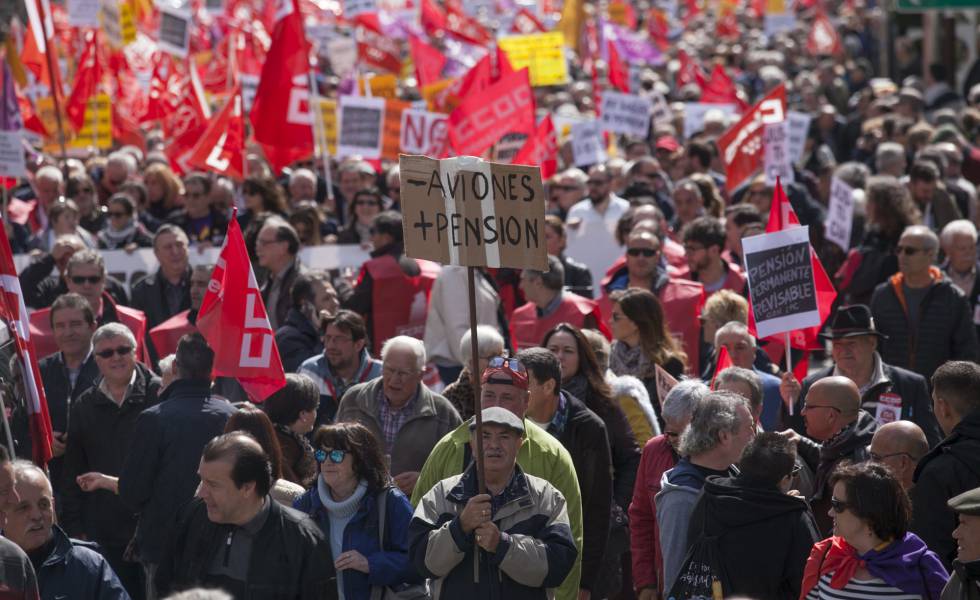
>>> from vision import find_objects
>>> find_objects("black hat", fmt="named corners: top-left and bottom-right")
top-left (818, 305), bottom-right (887, 341)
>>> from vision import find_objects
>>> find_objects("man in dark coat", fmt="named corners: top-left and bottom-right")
top-left (18, 234), bottom-right (128, 309)
top-left (784, 304), bottom-right (944, 446)
top-left (274, 272), bottom-right (336, 373)
top-left (911, 361), bottom-right (980, 570)
top-left (130, 225), bottom-right (192, 331)
top-left (939, 219), bottom-right (980, 344)
top-left (256, 217), bottom-right (304, 331)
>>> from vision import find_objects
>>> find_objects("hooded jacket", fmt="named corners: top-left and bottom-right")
top-left (686, 476), bottom-right (820, 600)
top-left (274, 307), bottom-right (324, 373)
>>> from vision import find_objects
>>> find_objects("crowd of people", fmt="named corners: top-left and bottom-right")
top-left (5, 0), bottom-right (980, 598)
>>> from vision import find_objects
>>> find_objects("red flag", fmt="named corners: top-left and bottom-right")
top-left (717, 83), bottom-right (787, 193)
top-left (186, 85), bottom-right (245, 179)
top-left (65, 30), bottom-right (104, 132)
top-left (410, 35), bottom-right (446, 88)
top-left (807, 11), bottom-right (843, 56)
top-left (357, 24), bottom-right (403, 74)
top-left (163, 64), bottom-right (211, 174)
top-left (433, 47), bottom-right (514, 112)
top-left (421, 0), bottom-right (448, 37)
top-left (512, 115), bottom-right (558, 178)
top-left (249, 0), bottom-right (315, 174)
top-left (607, 41), bottom-right (630, 93)
top-left (21, 0), bottom-right (62, 93)
top-left (676, 50), bottom-right (702, 88)
top-left (700, 64), bottom-right (741, 106)
top-left (444, 1), bottom-right (492, 46)
top-left (0, 219), bottom-right (53, 465)
top-left (716, 11), bottom-right (740, 39)
top-left (710, 345), bottom-right (734, 389)
top-left (197, 216), bottom-right (287, 402)
top-left (449, 67), bottom-right (535, 157)
top-left (647, 8), bottom-right (670, 51)
top-left (511, 8), bottom-right (547, 34)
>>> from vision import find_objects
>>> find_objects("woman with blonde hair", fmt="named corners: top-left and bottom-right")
top-left (143, 163), bottom-right (183, 222)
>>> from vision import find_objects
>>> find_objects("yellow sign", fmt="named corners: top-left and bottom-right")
top-left (498, 32), bottom-right (569, 87)
top-left (421, 78), bottom-right (455, 112)
top-left (608, 1), bottom-right (628, 25)
top-left (358, 74), bottom-right (398, 99)
top-left (68, 95), bottom-right (113, 150)
top-left (316, 99), bottom-right (338, 154)
top-left (119, 0), bottom-right (137, 45)
top-left (766, 0), bottom-right (785, 12)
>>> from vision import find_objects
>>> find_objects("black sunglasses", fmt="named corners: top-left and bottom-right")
top-left (70, 275), bottom-right (103, 285)
top-left (830, 497), bottom-right (850, 513)
top-left (95, 346), bottom-right (133, 359)
top-left (627, 247), bottom-right (659, 257)
top-left (315, 448), bottom-right (347, 464)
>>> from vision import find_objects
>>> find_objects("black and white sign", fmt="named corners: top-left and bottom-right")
top-left (742, 226), bottom-right (820, 338)
top-left (600, 91), bottom-right (652, 138)
top-left (763, 121), bottom-right (794, 185)
top-left (337, 96), bottom-right (385, 159)
top-left (825, 177), bottom-right (855, 251)
top-left (683, 102), bottom-right (736, 139)
top-left (158, 7), bottom-right (191, 58)
top-left (571, 120), bottom-right (607, 167)
top-left (0, 131), bottom-right (26, 178)
top-left (786, 111), bottom-right (811, 165)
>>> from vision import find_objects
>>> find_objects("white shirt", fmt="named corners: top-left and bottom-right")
top-left (565, 195), bottom-right (630, 287)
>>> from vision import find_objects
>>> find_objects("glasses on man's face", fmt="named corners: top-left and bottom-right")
top-left (315, 448), bottom-right (347, 464)
top-left (627, 247), bottom-right (659, 257)
top-left (830, 497), bottom-right (850, 513)
top-left (802, 404), bottom-right (842, 414)
top-left (70, 275), bottom-right (103, 285)
top-left (895, 245), bottom-right (926, 256)
top-left (870, 451), bottom-right (912, 462)
top-left (95, 345), bottom-right (133, 359)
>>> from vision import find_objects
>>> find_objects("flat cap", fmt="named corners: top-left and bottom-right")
top-left (948, 486), bottom-right (980, 516)
top-left (470, 407), bottom-right (525, 435)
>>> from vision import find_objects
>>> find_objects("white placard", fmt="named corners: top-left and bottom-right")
top-left (69, 0), bottom-right (101, 27)
top-left (825, 177), bottom-right (855, 252)
top-left (649, 91), bottom-right (672, 127)
top-left (571, 120), bottom-right (607, 167)
top-left (344, 0), bottom-right (377, 18)
top-left (786, 111), bottom-right (812, 165)
top-left (326, 38), bottom-right (358, 78)
top-left (157, 7), bottom-right (191, 58)
top-left (337, 95), bottom-right (385, 159)
top-left (741, 226), bottom-right (821, 339)
top-left (765, 13), bottom-right (796, 36)
top-left (400, 108), bottom-right (448, 155)
top-left (599, 91), bottom-right (653, 138)
top-left (763, 122), bottom-right (794, 186)
top-left (0, 130), bottom-right (27, 178)
top-left (683, 102), bottom-right (737, 139)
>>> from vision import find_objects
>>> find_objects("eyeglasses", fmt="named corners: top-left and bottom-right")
top-left (627, 247), bottom-right (659, 257)
top-left (830, 497), bottom-right (851, 513)
top-left (95, 345), bottom-right (133, 359)
top-left (870, 451), bottom-right (913, 462)
top-left (587, 179), bottom-right (610, 186)
top-left (488, 356), bottom-right (526, 373)
top-left (895, 246), bottom-right (927, 256)
top-left (315, 448), bottom-right (347, 464)
top-left (70, 275), bottom-right (103, 285)
top-left (802, 404), bottom-right (842, 413)
top-left (107, 211), bottom-right (129, 218)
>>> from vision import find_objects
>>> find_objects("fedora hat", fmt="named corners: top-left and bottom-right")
top-left (818, 304), bottom-right (887, 341)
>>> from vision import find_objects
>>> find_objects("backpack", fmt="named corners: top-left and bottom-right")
top-left (666, 510), bottom-right (734, 600)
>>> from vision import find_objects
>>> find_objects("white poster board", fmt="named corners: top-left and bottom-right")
top-left (683, 102), bottom-right (736, 139)
top-left (69, 0), bottom-right (101, 27)
top-left (824, 177), bottom-right (855, 252)
top-left (786, 111), bottom-right (811, 165)
top-left (571, 120), bottom-right (607, 167)
top-left (763, 121), bottom-right (794, 186)
top-left (599, 91), bottom-right (652, 138)
top-left (326, 38), bottom-right (358, 79)
top-left (157, 6), bottom-right (192, 58)
top-left (741, 226), bottom-right (820, 338)
top-left (0, 131), bottom-right (27, 178)
top-left (337, 96), bottom-right (385, 159)
top-left (344, 0), bottom-right (377, 19)
top-left (400, 109), bottom-right (448, 155)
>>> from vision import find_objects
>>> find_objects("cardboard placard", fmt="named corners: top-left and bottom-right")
top-left (337, 96), bottom-right (385, 159)
top-left (683, 102), bottom-right (737, 139)
top-left (571, 120), bottom-right (607, 167)
top-left (498, 32), bottom-right (569, 87)
top-left (158, 7), bottom-right (192, 58)
top-left (316, 99), bottom-right (338, 154)
top-left (400, 108), bottom-right (448, 156)
top-left (786, 111), bottom-right (812, 165)
top-left (825, 177), bottom-right (855, 252)
top-left (600, 91), bottom-right (653, 138)
top-left (655, 364), bottom-right (678, 408)
top-left (742, 226), bottom-right (820, 338)
top-left (763, 121), bottom-right (794, 185)
top-left (67, 94), bottom-right (112, 150)
top-left (399, 155), bottom-right (548, 270)
top-left (68, 0), bottom-right (100, 27)
top-left (0, 130), bottom-right (27, 178)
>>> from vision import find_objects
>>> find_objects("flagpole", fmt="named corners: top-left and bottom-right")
top-left (35, 0), bottom-right (69, 177)
top-left (467, 266), bottom-right (487, 495)
top-left (307, 69), bottom-right (335, 210)
top-left (0, 387), bottom-right (14, 458)
top-left (785, 331), bottom-right (794, 416)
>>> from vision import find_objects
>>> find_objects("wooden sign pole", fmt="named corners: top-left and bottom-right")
top-left (467, 266), bottom-right (487, 495)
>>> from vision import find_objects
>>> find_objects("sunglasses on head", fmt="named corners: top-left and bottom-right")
top-left (95, 346), bottom-right (133, 359)
top-left (488, 356), bottom-right (526, 373)
top-left (315, 448), bottom-right (347, 464)
top-left (70, 275), bottom-right (102, 285)
top-left (627, 247), bottom-right (659, 257)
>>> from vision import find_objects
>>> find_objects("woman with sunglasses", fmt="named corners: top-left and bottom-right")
top-left (801, 462), bottom-right (948, 600)
top-left (96, 193), bottom-right (153, 251)
top-left (67, 172), bottom-right (105, 234)
top-left (336, 189), bottom-right (384, 245)
top-left (293, 422), bottom-right (422, 600)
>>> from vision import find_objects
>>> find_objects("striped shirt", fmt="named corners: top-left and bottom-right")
top-left (805, 573), bottom-right (922, 600)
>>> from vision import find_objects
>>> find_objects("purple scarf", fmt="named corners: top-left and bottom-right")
top-left (858, 532), bottom-right (949, 600)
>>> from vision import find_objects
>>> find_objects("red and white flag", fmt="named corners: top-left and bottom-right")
top-left (448, 67), bottom-right (535, 157)
top-left (409, 35), bottom-right (446, 88)
top-left (65, 30), bottom-right (105, 132)
top-left (197, 216), bottom-right (286, 402)
top-left (717, 83), bottom-right (787, 193)
top-left (607, 41), bottom-right (630, 93)
top-left (186, 84), bottom-right (245, 179)
top-left (807, 11), bottom-right (843, 56)
top-left (710, 345), bottom-right (734, 390)
top-left (163, 63), bottom-right (211, 174)
top-left (512, 115), bottom-right (558, 178)
top-left (0, 220), bottom-right (52, 465)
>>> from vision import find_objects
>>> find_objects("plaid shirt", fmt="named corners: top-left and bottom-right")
top-left (376, 384), bottom-right (419, 453)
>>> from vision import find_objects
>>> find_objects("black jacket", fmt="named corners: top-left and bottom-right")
top-left (686, 475), bottom-right (821, 600)
top-left (941, 261), bottom-right (980, 346)
top-left (791, 361), bottom-right (944, 447)
top-left (260, 261), bottom-right (303, 332)
top-left (61, 363), bottom-right (161, 548)
top-left (170, 208), bottom-right (229, 247)
top-left (118, 379), bottom-right (236, 564)
top-left (274, 308), bottom-right (323, 373)
top-left (911, 408), bottom-right (980, 570)
top-left (561, 254), bottom-right (594, 298)
top-left (157, 498), bottom-right (336, 600)
top-left (34, 525), bottom-right (131, 600)
top-left (19, 253), bottom-right (129, 309)
top-left (838, 229), bottom-right (900, 307)
top-left (130, 267), bottom-right (192, 330)
top-left (870, 273), bottom-right (979, 381)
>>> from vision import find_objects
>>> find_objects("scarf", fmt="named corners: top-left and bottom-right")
top-left (800, 535), bottom-right (949, 600)
top-left (953, 559), bottom-right (980, 600)
top-left (98, 219), bottom-right (137, 249)
top-left (562, 373), bottom-right (590, 404)
top-left (609, 341), bottom-right (657, 379)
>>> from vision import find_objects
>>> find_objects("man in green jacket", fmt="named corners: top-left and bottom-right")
top-left (411, 359), bottom-right (584, 600)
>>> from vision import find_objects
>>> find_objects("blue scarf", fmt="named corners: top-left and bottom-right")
top-left (858, 532), bottom-right (949, 600)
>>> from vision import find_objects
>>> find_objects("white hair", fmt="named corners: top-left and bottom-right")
top-left (714, 321), bottom-right (756, 349)
top-left (36, 165), bottom-right (63, 185)
top-left (12, 460), bottom-right (51, 494)
top-left (661, 379), bottom-right (710, 423)
top-left (107, 151), bottom-right (138, 175)
top-left (459, 326), bottom-right (505, 367)
top-left (289, 169), bottom-right (316, 185)
top-left (385, 166), bottom-right (400, 186)
top-left (940, 219), bottom-right (978, 247)
top-left (158, 354), bottom-right (177, 377)
top-left (875, 142), bottom-right (906, 173)
top-left (92, 322), bottom-right (137, 350)
top-left (381, 336), bottom-right (426, 371)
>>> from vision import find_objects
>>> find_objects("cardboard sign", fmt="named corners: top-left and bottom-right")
top-left (763, 122), bottom-right (794, 185)
top-left (358, 74), bottom-right (398, 99)
top-left (655, 364), bottom-right (678, 408)
top-left (344, 0), bottom-right (378, 18)
top-left (571, 120), bottom-right (607, 167)
top-left (67, 94), bottom-right (112, 150)
top-left (786, 111), bottom-right (811, 165)
top-left (399, 155), bottom-right (548, 270)
top-left (683, 102), bottom-right (737, 139)
top-left (316, 99), bottom-right (338, 154)
top-left (493, 132), bottom-right (529, 163)
top-left (875, 393), bottom-right (902, 425)
top-left (400, 108), bottom-right (448, 156)
top-left (158, 7), bottom-right (192, 58)
top-left (337, 96), bottom-right (385, 159)
top-left (600, 91), bottom-right (653, 138)
top-left (0, 130), bottom-right (27, 178)
top-left (742, 226), bottom-right (821, 338)
top-left (68, 0), bottom-right (100, 27)
top-left (825, 177), bottom-right (855, 251)
top-left (498, 32), bottom-right (569, 87)
top-left (382, 99), bottom-right (410, 160)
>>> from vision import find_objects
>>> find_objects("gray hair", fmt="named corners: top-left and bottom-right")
top-left (12, 460), bottom-right (51, 493)
top-left (381, 335), bottom-right (426, 371)
top-left (714, 367), bottom-right (763, 413)
top-left (107, 150), bottom-right (138, 175)
top-left (714, 321), bottom-right (756, 349)
top-left (92, 323), bottom-right (137, 350)
top-left (459, 325), bottom-right (505, 367)
top-left (524, 255), bottom-right (565, 292)
top-left (901, 225), bottom-right (940, 253)
top-left (36, 165), bottom-right (64, 185)
top-left (158, 354), bottom-right (177, 377)
top-left (940, 219), bottom-right (978, 247)
top-left (289, 168), bottom-right (316, 186)
top-left (662, 379), bottom-right (710, 423)
top-left (834, 162), bottom-right (871, 190)
top-left (385, 166), bottom-right (400, 187)
top-left (678, 391), bottom-right (751, 457)
top-left (559, 168), bottom-right (588, 186)
top-left (66, 249), bottom-right (106, 277)
top-left (875, 142), bottom-right (906, 174)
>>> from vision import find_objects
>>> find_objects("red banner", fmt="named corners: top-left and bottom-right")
top-left (717, 83), bottom-right (787, 193)
top-left (448, 67), bottom-right (535, 157)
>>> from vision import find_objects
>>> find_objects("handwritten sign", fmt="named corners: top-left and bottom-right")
top-left (571, 120), bottom-right (607, 167)
top-left (825, 177), bottom-right (855, 251)
top-left (786, 111), bottom-right (811, 165)
top-left (742, 226), bottom-right (820, 338)
top-left (399, 155), bottom-right (547, 270)
top-left (337, 96), bottom-right (385, 159)
top-left (763, 122), bottom-right (794, 185)
top-left (498, 32), bottom-right (569, 87)
top-left (400, 109), bottom-right (448, 156)
top-left (600, 91), bottom-right (653, 138)
top-left (0, 131), bottom-right (26, 178)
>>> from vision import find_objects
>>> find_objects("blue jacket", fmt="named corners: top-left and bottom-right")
top-left (293, 483), bottom-right (421, 600)
top-left (37, 525), bottom-right (131, 600)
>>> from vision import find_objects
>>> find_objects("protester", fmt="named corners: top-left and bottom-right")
top-left (274, 271), bottom-right (337, 372)
top-left (222, 405), bottom-right (306, 506)
top-left (147, 264), bottom-right (211, 361)
top-left (130, 226), bottom-right (192, 331)
top-left (408, 407), bottom-right (578, 600)
top-left (97, 194), bottom-right (153, 251)
top-left (293, 422), bottom-right (421, 600)
top-left (335, 189), bottom-right (383, 245)
top-left (440, 325), bottom-right (506, 421)
top-left (544, 215), bottom-right (594, 298)
top-left (941, 486), bottom-right (980, 600)
top-left (335, 336), bottom-right (461, 496)
top-left (713, 323), bottom-right (784, 430)
top-left (262, 374), bottom-right (320, 489)
top-left (256, 217), bottom-right (304, 331)
top-left (30, 198), bottom-right (96, 252)
top-left (18, 234), bottom-right (122, 310)
top-left (169, 173), bottom-right (228, 247)
top-left (939, 220), bottom-right (980, 341)
top-left (0, 446), bottom-right (42, 599)
top-left (681, 216), bottom-right (747, 295)
top-left (869, 421), bottom-right (929, 491)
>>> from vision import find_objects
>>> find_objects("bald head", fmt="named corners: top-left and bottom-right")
top-left (810, 376), bottom-right (861, 415)
top-left (803, 376), bottom-right (862, 442)
top-left (872, 421), bottom-right (929, 460)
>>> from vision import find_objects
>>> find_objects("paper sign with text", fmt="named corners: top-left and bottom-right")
top-left (158, 7), bottom-right (192, 58)
top-left (67, 94), bottom-right (112, 150)
top-left (382, 99), bottom-right (410, 160)
top-left (825, 177), bottom-right (855, 251)
top-left (344, 0), bottom-right (378, 18)
top-left (684, 102), bottom-right (737, 139)
top-left (327, 38), bottom-right (358, 79)
top-left (337, 96), bottom-right (385, 159)
top-left (571, 120), bottom-right (607, 167)
top-left (69, 0), bottom-right (100, 27)
top-left (0, 131), bottom-right (27, 178)
top-left (399, 155), bottom-right (547, 270)
top-left (498, 32), bottom-right (569, 87)
top-left (763, 122), bottom-right (794, 185)
top-left (742, 226), bottom-right (820, 338)
top-left (359, 74), bottom-right (399, 99)
top-left (316, 99), bottom-right (339, 154)
top-left (786, 111), bottom-right (811, 165)
top-left (600, 91), bottom-right (652, 138)
top-left (650, 91), bottom-right (672, 127)
top-left (400, 109), bottom-right (448, 156)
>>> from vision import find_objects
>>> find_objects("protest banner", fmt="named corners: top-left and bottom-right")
top-left (498, 32), bottom-right (569, 87)
top-left (786, 111), bottom-right (812, 165)
top-left (400, 108), bottom-right (448, 156)
top-left (599, 91), bottom-right (653, 138)
top-left (825, 177), bottom-right (855, 251)
top-left (683, 102), bottom-right (737, 139)
top-left (382, 99), bottom-right (410, 160)
top-left (742, 226), bottom-right (821, 339)
top-left (67, 94), bottom-right (112, 150)
top-left (158, 6), bottom-right (192, 58)
top-left (68, 0), bottom-right (100, 27)
top-left (337, 96), bottom-right (385, 159)
top-left (571, 120), bottom-right (607, 167)
top-left (763, 121), bottom-right (794, 185)
top-left (399, 154), bottom-right (548, 270)
top-left (0, 131), bottom-right (26, 178)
